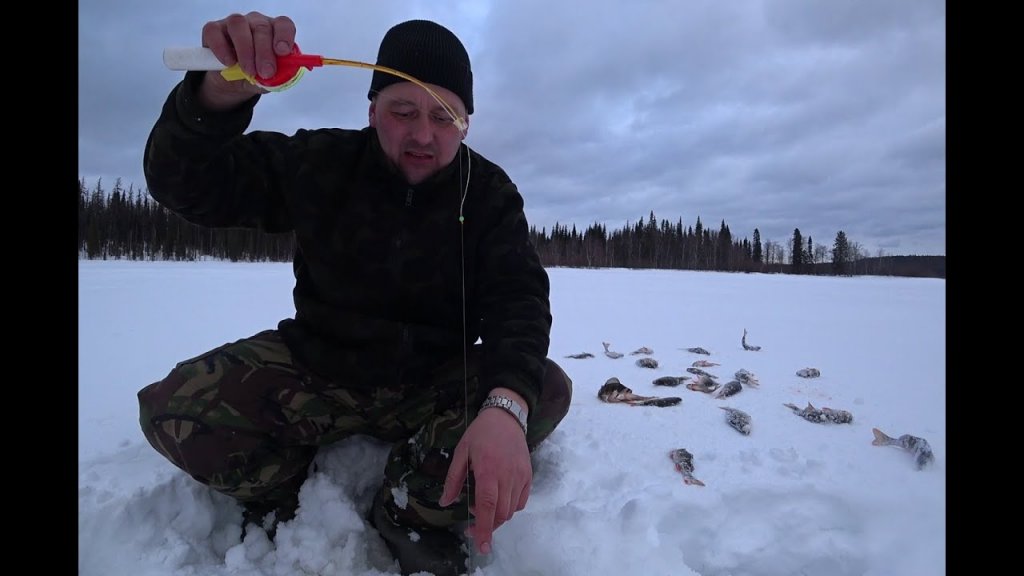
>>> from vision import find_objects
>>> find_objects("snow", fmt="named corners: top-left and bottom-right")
top-left (79, 260), bottom-right (945, 575)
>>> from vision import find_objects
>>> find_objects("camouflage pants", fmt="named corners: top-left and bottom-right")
top-left (137, 329), bottom-right (573, 530)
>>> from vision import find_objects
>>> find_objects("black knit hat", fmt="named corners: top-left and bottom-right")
top-left (368, 20), bottom-right (474, 115)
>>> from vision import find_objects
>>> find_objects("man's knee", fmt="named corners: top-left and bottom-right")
top-left (136, 336), bottom-right (275, 485)
top-left (137, 367), bottom-right (223, 478)
top-left (524, 359), bottom-right (573, 449)
top-left (138, 331), bottom-right (295, 444)
top-left (137, 365), bottom-right (316, 501)
top-left (541, 358), bottom-right (572, 423)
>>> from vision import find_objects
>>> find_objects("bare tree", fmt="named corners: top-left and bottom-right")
top-left (764, 240), bottom-right (777, 265)
top-left (813, 243), bottom-right (829, 266)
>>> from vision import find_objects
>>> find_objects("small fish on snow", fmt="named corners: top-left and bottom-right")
top-left (598, 377), bottom-right (681, 407)
top-left (821, 407), bottom-right (853, 424)
top-left (872, 428), bottom-right (934, 470)
top-left (796, 368), bottom-right (821, 378)
top-left (784, 402), bottom-right (852, 424)
top-left (734, 369), bottom-right (759, 387)
top-left (602, 342), bottom-right (624, 359)
top-left (652, 375), bottom-right (689, 387)
top-left (565, 352), bottom-right (594, 359)
top-left (714, 380), bottom-right (743, 399)
top-left (686, 367), bottom-right (718, 379)
top-left (685, 347), bottom-right (711, 355)
top-left (668, 448), bottom-right (705, 486)
top-left (691, 360), bottom-right (720, 368)
top-left (630, 346), bottom-right (654, 355)
top-left (686, 374), bottom-right (720, 393)
top-left (741, 328), bottom-right (762, 351)
top-left (597, 377), bottom-right (634, 403)
top-left (635, 357), bottom-right (659, 369)
top-left (720, 407), bottom-right (752, 435)
top-left (784, 402), bottom-right (827, 423)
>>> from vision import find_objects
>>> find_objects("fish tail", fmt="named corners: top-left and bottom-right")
top-left (871, 427), bottom-right (893, 446)
top-left (684, 477), bottom-right (706, 487)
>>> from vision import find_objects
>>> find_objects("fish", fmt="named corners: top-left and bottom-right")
top-left (872, 428), bottom-right (934, 470)
top-left (668, 448), bottom-right (705, 486)
top-left (685, 347), bottom-right (711, 355)
top-left (821, 407), bottom-right (853, 424)
top-left (741, 328), bottom-right (762, 351)
top-left (630, 346), bottom-right (654, 355)
top-left (734, 369), bottom-right (759, 387)
top-left (720, 407), bottom-right (751, 435)
top-left (691, 360), bottom-right (720, 368)
top-left (783, 402), bottom-right (828, 423)
top-left (633, 397), bottom-right (682, 407)
top-left (635, 357), bottom-right (659, 369)
top-left (597, 378), bottom-right (681, 407)
top-left (602, 342), bottom-right (624, 359)
top-left (714, 380), bottom-right (743, 399)
top-left (686, 374), bottom-right (720, 393)
top-left (784, 402), bottom-right (852, 424)
top-left (686, 367), bottom-right (718, 379)
top-left (796, 368), bottom-right (821, 378)
top-left (632, 396), bottom-right (681, 407)
top-left (565, 352), bottom-right (594, 359)
top-left (652, 375), bottom-right (690, 387)
top-left (597, 377), bottom-right (634, 402)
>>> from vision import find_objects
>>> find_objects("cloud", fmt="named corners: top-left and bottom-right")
top-left (79, 0), bottom-right (945, 255)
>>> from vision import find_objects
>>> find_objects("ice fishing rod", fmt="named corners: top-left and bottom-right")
top-left (162, 44), bottom-right (468, 133)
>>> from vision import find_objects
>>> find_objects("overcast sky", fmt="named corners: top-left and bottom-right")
top-left (78, 0), bottom-right (946, 256)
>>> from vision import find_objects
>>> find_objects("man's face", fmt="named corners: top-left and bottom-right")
top-left (369, 81), bottom-right (469, 185)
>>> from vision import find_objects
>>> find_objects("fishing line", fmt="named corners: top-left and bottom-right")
top-left (457, 142), bottom-right (474, 572)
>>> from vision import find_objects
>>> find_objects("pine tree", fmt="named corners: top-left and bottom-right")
top-left (832, 230), bottom-right (850, 275)
top-left (717, 220), bottom-right (731, 271)
top-left (693, 217), bottom-right (704, 270)
top-left (790, 228), bottom-right (804, 274)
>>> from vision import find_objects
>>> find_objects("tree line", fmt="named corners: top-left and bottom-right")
top-left (79, 177), bottom-right (942, 278)
top-left (79, 178), bottom-right (295, 262)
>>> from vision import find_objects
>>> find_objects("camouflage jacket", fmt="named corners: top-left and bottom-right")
top-left (143, 73), bottom-right (552, 411)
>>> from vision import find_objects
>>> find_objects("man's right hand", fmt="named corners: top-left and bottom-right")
top-left (197, 12), bottom-right (297, 111)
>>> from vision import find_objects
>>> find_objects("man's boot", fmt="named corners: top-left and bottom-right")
top-left (369, 491), bottom-right (469, 576)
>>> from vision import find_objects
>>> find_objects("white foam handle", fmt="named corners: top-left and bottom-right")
top-left (163, 47), bottom-right (227, 71)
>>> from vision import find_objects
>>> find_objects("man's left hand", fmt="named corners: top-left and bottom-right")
top-left (439, 390), bottom-right (531, 555)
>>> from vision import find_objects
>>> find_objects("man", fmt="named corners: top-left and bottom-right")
top-left (137, 11), bottom-right (572, 576)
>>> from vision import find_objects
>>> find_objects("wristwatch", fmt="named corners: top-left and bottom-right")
top-left (480, 395), bottom-right (528, 436)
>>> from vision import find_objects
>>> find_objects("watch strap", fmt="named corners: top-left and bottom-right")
top-left (480, 395), bottom-right (528, 436)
